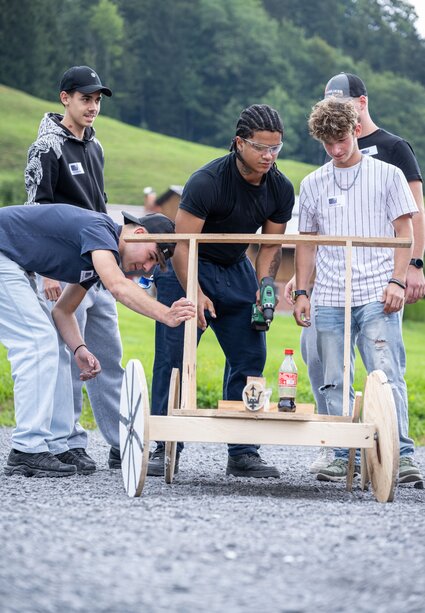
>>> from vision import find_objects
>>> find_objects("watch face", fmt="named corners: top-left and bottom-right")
top-left (411, 258), bottom-right (424, 269)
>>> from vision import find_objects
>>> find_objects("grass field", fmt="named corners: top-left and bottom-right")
top-left (0, 84), bottom-right (315, 205)
top-left (1, 305), bottom-right (424, 445)
top-left (0, 83), bottom-right (423, 445)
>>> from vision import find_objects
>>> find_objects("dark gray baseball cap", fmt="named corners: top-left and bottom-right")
top-left (121, 211), bottom-right (176, 260)
top-left (324, 73), bottom-right (367, 99)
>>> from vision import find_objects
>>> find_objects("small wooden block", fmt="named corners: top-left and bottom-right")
top-left (246, 376), bottom-right (266, 386)
top-left (218, 400), bottom-right (315, 414)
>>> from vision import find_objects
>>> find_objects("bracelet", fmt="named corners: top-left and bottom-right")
top-left (292, 289), bottom-right (309, 301)
top-left (73, 344), bottom-right (87, 355)
top-left (388, 278), bottom-right (406, 290)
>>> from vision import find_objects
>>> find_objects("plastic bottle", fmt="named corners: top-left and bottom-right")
top-left (138, 275), bottom-right (154, 290)
top-left (278, 349), bottom-right (297, 412)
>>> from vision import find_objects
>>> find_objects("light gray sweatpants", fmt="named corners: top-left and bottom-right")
top-left (39, 279), bottom-right (124, 449)
top-left (0, 254), bottom-right (74, 453)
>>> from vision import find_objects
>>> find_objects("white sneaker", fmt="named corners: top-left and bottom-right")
top-left (309, 448), bottom-right (334, 474)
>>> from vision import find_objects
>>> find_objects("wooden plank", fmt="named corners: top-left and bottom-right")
top-left (125, 233), bottom-right (411, 248)
top-left (347, 391), bottom-right (363, 492)
top-left (150, 415), bottom-right (375, 447)
top-left (217, 400), bottom-right (314, 414)
top-left (343, 241), bottom-right (352, 417)
top-left (171, 408), bottom-right (351, 422)
top-left (180, 238), bottom-right (198, 411)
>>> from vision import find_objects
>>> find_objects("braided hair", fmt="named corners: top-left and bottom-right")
top-left (229, 104), bottom-right (284, 170)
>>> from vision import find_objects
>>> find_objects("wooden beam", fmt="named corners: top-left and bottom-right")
top-left (180, 238), bottom-right (198, 411)
top-left (343, 240), bottom-right (352, 417)
top-left (149, 416), bottom-right (375, 447)
top-left (125, 233), bottom-right (411, 249)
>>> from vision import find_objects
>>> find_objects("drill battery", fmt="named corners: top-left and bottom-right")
top-left (251, 277), bottom-right (276, 332)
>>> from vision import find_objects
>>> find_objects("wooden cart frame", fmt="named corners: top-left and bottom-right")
top-left (120, 233), bottom-right (410, 502)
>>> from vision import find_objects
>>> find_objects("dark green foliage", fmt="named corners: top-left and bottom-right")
top-left (404, 300), bottom-right (425, 322)
top-left (0, 0), bottom-right (425, 169)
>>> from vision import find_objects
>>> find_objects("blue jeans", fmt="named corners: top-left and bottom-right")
top-left (315, 301), bottom-right (414, 460)
top-left (300, 291), bottom-right (328, 415)
top-left (152, 258), bottom-right (266, 456)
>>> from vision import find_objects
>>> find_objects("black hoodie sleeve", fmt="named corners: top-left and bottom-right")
top-left (25, 141), bottom-right (59, 204)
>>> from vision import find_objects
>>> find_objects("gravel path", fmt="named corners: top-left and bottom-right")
top-left (1, 427), bottom-right (424, 613)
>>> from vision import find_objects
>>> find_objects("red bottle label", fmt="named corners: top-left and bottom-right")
top-left (278, 372), bottom-right (298, 387)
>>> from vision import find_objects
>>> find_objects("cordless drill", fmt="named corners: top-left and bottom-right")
top-left (251, 276), bottom-right (276, 331)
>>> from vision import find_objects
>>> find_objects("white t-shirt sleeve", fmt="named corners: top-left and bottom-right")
top-left (298, 177), bottom-right (319, 233)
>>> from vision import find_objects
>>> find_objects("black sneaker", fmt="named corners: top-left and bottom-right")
top-left (56, 448), bottom-right (96, 475)
top-left (108, 446), bottom-right (121, 469)
top-left (4, 449), bottom-right (77, 478)
top-left (147, 447), bottom-right (180, 477)
top-left (226, 453), bottom-right (280, 478)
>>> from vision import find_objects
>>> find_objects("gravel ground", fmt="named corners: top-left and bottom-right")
top-left (1, 427), bottom-right (424, 613)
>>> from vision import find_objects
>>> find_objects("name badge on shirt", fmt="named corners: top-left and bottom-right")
top-left (328, 194), bottom-right (345, 207)
top-left (80, 269), bottom-right (96, 282)
top-left (69, 162), bottom-right (85, 175)
top-left (360, 145), bottom-right (378, 157)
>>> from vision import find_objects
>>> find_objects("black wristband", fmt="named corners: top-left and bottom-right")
top-left (73, 344), bottom-right (87, 355)
top-left (388, 278), bottom-right (406, 290)
top-left (292, 289), bottom-right (309, 300)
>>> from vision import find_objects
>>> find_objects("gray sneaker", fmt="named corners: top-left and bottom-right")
top-left (317, 458), bottom-right (360, 482)
top-left (226, 453), bottom-right (280, 478)
top-left (399, 456), bottom-right (424, 488)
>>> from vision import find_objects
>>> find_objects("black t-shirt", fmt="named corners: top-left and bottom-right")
top-left (358, 129), bottom-right (422, 183)
top-left (0, 204), bottom-right (120, 289)
top-left (179, 153), bottom-right (295, 266)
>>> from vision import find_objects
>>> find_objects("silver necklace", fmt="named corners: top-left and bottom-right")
top-left (332, 157), bottom-right (363, 191)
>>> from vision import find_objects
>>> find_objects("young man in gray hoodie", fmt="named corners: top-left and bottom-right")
top-left (25, 66), bottom-right (123, 474)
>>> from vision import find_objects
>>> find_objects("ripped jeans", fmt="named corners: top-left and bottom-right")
top-left (316, 301), bottom-right (414, 459)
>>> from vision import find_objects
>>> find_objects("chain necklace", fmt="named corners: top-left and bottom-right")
top-left (332, 157), bottom-right (363, 191)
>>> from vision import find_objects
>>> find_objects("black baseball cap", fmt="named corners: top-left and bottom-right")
top-left (324, 73), bottom-right (367, 99)
top-left (60, 66), bottom-right (112, 97)
top-left (121, 211), bottom-right (176, 260)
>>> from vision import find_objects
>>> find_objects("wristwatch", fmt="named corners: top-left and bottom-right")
top-left (292, 289), bottom-right (309, 300)
top-left (409, 258), bottom-right (424, 269)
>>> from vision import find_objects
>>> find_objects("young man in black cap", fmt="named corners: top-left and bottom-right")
top-left (24, 66), bottom-right (125, 474)
top-left (0, 205), bottom-right (194, 478)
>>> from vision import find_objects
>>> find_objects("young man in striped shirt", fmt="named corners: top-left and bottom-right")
top-left (293, 97), bottom-right (422, 483)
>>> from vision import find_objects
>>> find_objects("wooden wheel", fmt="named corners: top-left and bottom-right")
top-left (119, 359), bottom-right (150, 497)
top-left (346, 392), bottom-right (362, 492)
top-left (363, 370), bottom-right (399, 503)
top-left (165, 368), bottom-right (180, 484)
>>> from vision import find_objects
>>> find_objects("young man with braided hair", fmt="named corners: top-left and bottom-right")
top-left (149, 104), bottom-right (295, 478)
top-left (294, 97), bottom-right (422, 484)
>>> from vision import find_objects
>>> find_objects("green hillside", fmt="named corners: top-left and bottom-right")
top-left (0, 85), bottom-right (316, 205)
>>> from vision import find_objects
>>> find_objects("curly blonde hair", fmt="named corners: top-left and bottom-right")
top-left (308, 97), bottom-right (360, 142)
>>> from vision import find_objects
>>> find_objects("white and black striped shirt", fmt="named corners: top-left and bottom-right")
top-left (299, 155), bottom-right (417, 307)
